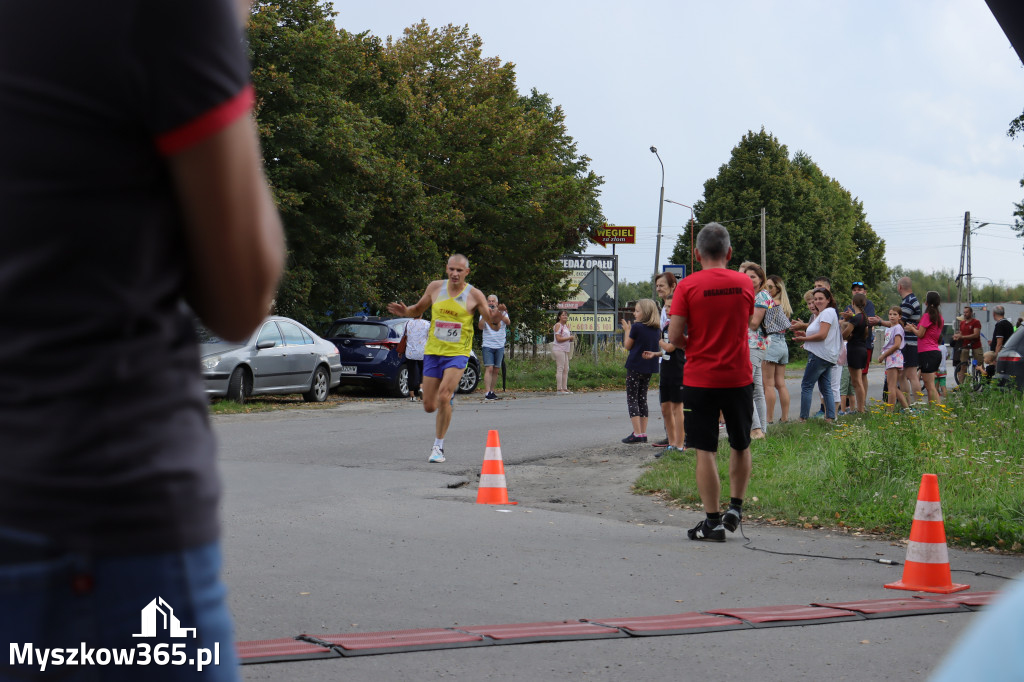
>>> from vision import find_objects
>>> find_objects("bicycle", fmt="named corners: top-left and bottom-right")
top-left (953, 354), bottom-right (984, 391)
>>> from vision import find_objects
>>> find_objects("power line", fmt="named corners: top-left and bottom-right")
top-left (870, 215), bottom-right (962, 225)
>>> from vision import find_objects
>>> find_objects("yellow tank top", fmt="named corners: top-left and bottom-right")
top-left (425, 283), bottom-right (475, 357)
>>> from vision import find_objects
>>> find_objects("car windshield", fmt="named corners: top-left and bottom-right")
top-left (326, 322), bottom-right (389, 340)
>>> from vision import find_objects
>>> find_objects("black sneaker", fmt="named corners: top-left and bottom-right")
top-left (621, 433), bottom-right (647, 444)
top-left (687, 519), bottom-right (725, 542)
top-left (484, 392), bottom-right (498, 401)
top-left (651, 438), bottom-right (669, 448)
top-left (722, 508), bottom-right (741, 533)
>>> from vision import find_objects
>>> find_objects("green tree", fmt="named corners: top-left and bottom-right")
top-left (670, 128), bottom-right (887, 301)
top-left (375, 22), bottom-right (604, 334)
top-left (249, 6), bottom-right (605, 336)
top-left (249, 0), bottom-right (406, 326)
top-left (1008, 110), bottom-right (1024, 251)
top-left (894, 268), bottom-right (1024, 306)
top-left (617, 280), bottom-right (652, 305)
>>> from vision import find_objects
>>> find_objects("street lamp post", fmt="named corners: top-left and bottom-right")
top-left (650, 146), bottom-right (664, 299)
top-left (664, 199), bottom-right (695, 277)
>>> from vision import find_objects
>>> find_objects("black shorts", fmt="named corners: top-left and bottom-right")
top-left (846, 343), bottom-right (868, 370)
top-left (902, 344), bottom-right (919, 368)
top-left (659, 368), bottom-right (684, 404)
top-left (918, 350), bottom-right (941, 374)
top-left (681, 384), bottom-right (754, 452)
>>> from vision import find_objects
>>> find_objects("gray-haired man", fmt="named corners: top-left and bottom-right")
top-left (991, 305), bottom-right (1014, 354)
top-left (478, 294), bottom-right (511, 401)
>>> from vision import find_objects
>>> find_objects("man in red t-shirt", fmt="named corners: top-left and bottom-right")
top-left (668, 223), bottom-right (754, 542)
top-left (954, 306), bottom-right (983, 383)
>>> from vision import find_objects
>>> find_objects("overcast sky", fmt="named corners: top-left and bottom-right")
top-left (333, 1), bottom-right (1024, 287)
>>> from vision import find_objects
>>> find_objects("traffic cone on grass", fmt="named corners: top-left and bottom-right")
top-left (885, 473), bottom-right (969, 594)
top-left (476, 430), bottom-right (517, 505)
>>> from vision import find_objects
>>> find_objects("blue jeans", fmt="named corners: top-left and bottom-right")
top-left (0, 528), bottom-right (239, 681)
top-left (800, 353), bottom-right (835, 420)
top-left (481, 346), bottom-right (504, 368)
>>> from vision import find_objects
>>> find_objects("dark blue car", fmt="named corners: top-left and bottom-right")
top-left (324, 317), bottom-right (480, 398)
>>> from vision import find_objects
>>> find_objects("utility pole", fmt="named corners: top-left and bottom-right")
top-left (966, 211), bottom-right (973, 308)
top-left (955, 211), bottom-right (971, 313)
top-left (760, 207), bottom-right (766, 272)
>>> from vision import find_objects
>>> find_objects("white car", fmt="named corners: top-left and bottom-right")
top-left (198, 316), bottom-right (342, 402)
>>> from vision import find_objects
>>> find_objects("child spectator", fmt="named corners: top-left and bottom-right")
top-left (983, 351), bottom-right (997, 381)
top-left (936, 342), bottom-right (949, 398)
top-left (837, 339), bottom-right (853, 415)
top-left (878, 305), bottom-right (911, 412)
top-left (620, 299), bottom-right (662, 443)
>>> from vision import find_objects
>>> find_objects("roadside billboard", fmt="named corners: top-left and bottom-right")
top-left (558, 254), bottom-right (617, 312)
top-left (567, 313), bottom-right (616, 333)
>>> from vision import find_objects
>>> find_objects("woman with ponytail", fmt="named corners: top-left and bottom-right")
top-left (905, 291), bottom-right (944, 405)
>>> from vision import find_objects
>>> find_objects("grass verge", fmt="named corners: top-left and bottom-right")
top-left (505, 344), bottom-right (805, 391)
top-left (503, 343), bottom-right (657, 392)
top-left (635, 387), bottom-right (1024, 552)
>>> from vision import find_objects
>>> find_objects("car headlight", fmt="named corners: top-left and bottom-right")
top-left (201, 355), bottom-right (221, 371)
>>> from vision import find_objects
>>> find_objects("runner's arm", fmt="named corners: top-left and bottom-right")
top-left (388, 282), bottom-right (438, 319)
top-left (471, 289), bottom-right (506, 325)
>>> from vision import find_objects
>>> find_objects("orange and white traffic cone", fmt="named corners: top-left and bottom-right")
top-left (885, 473), bottom-right (969, 594)
top-left (476, 430), bottom-right (517, 505)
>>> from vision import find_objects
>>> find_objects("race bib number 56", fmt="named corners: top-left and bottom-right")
top-left (434, 321), bottom-right (462, 343)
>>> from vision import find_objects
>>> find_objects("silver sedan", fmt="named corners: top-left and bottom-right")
top-left (199, 316), bottom-right (342, 402)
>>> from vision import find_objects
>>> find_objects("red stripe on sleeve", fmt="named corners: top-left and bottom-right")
top-left (155, 85), bottom-right (255, 156)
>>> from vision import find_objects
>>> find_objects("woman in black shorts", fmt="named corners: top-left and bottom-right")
top-left (845, 293), bottom-right (870, 413)
top-left (905, 291), bottom-right (944, 405)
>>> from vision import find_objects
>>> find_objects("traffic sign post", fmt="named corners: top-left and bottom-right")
top-left (579, 265), bottom-right (614, 362)
top-left (662, 264), bottom-right (686, 281)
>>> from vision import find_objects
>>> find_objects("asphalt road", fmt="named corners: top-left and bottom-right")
top-left (214, 367), bottom-right (1023, 681)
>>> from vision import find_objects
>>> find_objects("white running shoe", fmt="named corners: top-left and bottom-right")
top-left (428, 445), bottom-right (445, 463)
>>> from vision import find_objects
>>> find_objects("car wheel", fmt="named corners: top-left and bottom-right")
top-left (390, 363), bottom-right (410, 398)
top-left (457, 359), bottom-right (480, 394)
top-left (303, 365), bottom-right (330, 402)
top-left (226, 366), bottom-right (252, 403)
